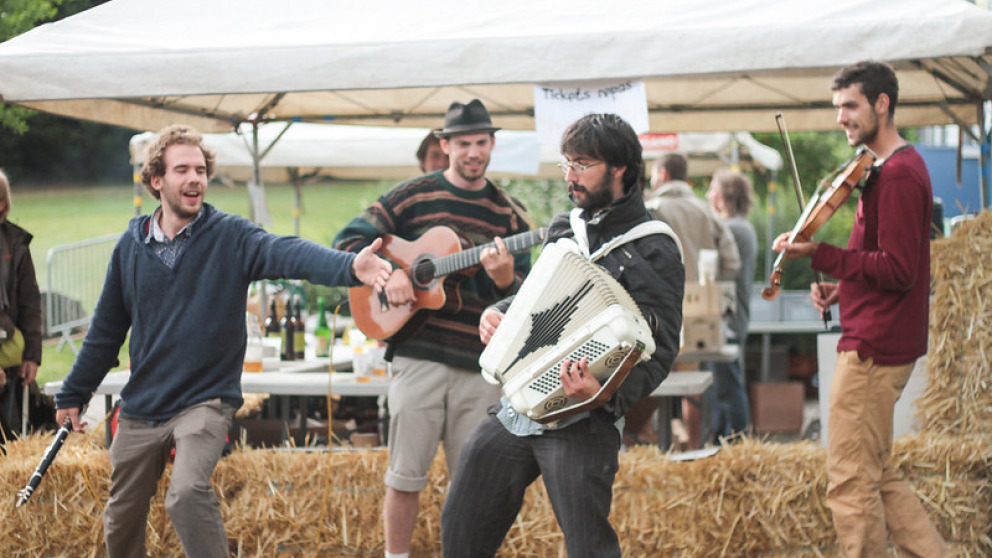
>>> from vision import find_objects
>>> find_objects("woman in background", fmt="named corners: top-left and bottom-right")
top-left (0, 169), bottom-right (44, 447)
top-left (706, 169), bottom-right (757, 440)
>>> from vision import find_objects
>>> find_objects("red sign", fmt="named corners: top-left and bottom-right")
top-left (638, 133), bottom-right (679, 152)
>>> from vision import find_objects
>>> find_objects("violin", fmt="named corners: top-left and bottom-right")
top-left (761, 146), bottom-right (876, 302)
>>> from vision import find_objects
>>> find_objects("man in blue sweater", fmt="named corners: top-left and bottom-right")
top-left (54, 124), bottom-right (391, 558)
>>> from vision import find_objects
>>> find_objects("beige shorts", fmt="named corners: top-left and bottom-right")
top-left (384, 355), bottom-right (500, 492)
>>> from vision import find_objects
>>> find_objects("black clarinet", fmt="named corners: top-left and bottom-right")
top-left (16, 418), bottom-right (72, 508)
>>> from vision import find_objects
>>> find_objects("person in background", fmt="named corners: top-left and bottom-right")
top-left (705, 169), bottom-right (756, 440)
top-left (416, 129), bottom-right (449, 173)
top-left (54, 124), bottom-right (392, 558)
top-left (645, 153), bottom-right (740, 283)
top-left (441, 113), bottom-right (684, 557)
top-left (334, 99), bottom-right (533, 558)
top-left (773, 60), bottom-right (947, 557)
top-left (0, 169), bottom-right (43, 448)
top-left (643, 154), bottom-right (740, 448)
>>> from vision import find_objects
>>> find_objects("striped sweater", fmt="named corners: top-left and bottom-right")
top-left (333, 171), bottom-right (532, 370)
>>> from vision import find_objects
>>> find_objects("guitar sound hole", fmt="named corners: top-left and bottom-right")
top-left (410, 258), bottom-right (437, 289)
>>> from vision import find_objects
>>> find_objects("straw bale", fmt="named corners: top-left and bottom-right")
top-left (919, 210), bottom-right (992, 436)
top-left (3, 429), bottom-right (989, 557)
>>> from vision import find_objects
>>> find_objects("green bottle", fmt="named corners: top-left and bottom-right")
top-left (314, 297), bottom-right (332, 358)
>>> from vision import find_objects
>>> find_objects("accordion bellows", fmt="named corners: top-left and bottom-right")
top-left (480, 239), bottom-right (655, 423)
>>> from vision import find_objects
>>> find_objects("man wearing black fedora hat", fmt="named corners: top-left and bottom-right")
top-left (334, 99), bottom-right (535, 558)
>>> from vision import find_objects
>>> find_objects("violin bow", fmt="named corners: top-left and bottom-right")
top-left (774, 113), bottom-right (832, 330)
top-left (16, 418), bottom-right (72, 508)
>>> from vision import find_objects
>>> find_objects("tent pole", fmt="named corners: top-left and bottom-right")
top-left (249, 120), bottom-right (268, 325)
top-left (251, 121), bottom-right (263, 224)
top-left (293, 172), bottom-right (302, 237)
top-left (132, 161), bottom-right (143, 217)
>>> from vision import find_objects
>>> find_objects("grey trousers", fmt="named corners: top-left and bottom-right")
top-left (104, 398), bottom-right (234, 558)
top-left (441, 411), bottom-right (622, 558)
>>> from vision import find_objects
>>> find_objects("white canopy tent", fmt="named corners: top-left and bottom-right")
top-left (1, 0), bottom-right (990, 205)
top-left (128, 124), bottom-right (781, 231)
top-left (0, 0), bottom-right (990, 134)
top-left (128, 125), bottom-right (782, 182)
top-left (128, 123), bottom-right (544, 183)
top-left (128, 123), bottom-right (543, 230)
top-left (2, 0), bottom-right (983, 254)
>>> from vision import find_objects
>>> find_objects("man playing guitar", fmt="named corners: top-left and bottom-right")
top-left (333, 99), bottom-right (534, 558)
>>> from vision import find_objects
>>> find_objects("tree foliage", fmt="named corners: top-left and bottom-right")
top-left (1, 0), bottom-right (62, 133)
top-left (0, 0), bottom-right (102, 135)
top-left (0, 0), bottom-right (132, 183)
top-left (0, 0), bottom-right (62, 41)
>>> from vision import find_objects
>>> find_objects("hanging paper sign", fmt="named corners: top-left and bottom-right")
top-left (533, 79), bottom-right (649, 146)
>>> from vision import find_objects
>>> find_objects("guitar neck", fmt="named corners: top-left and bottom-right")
top-left (433, 227), bottom-right (547, 277)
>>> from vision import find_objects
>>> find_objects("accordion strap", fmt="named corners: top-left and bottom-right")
top-left (568, 209), bottom-right (684, 263)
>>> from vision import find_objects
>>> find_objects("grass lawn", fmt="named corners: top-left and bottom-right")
top-left (16, 179), bottom-right (394, 386)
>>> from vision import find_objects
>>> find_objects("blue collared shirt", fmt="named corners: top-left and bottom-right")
top-left (144, 208), bottom-right (203, 269)
top-left (496, 395), bottom-right (623, 437)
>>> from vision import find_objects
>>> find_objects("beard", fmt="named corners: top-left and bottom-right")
top-left (849, 111), bottom-right (880, 147)
top-left (162, 188), bottom-right (202, 221)
top-left (568, 171), bottom-right (615, 212)
top-left (451, 155), bottom-right (489, 183)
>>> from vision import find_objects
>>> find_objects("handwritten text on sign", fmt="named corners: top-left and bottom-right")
top-left (534, 79), bottom-right (649, 145)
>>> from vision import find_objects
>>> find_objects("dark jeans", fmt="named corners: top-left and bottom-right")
top-left (441, 412), bottom-right (621, 558)
top-left (710, 356), bottom-right (751, 440)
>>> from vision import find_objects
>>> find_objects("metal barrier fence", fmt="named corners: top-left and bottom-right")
top-left (45, 233), bottom-right (121, 354)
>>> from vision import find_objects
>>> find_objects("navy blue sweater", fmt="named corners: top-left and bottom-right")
top-left (55, 204), bottom-right (359, 421)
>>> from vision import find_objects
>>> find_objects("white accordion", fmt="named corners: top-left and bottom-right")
top-left (479, 239), bottom-right (656, 424)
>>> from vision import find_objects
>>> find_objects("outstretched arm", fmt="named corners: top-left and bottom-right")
top-left (352, 237), bottom-right (392, 293)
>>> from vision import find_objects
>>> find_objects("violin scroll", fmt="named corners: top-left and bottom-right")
top-left (761, 268), bottom-right (783, 301)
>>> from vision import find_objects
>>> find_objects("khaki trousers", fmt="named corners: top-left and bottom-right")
top-left (826, 351), bottom-right (947, 558)
top-left (104, 399), bottom-right (234, 558)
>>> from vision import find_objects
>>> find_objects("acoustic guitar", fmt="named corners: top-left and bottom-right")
top-left (349, 226), bottom-right (547, 342)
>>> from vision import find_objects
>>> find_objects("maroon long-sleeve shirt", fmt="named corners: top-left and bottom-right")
top-left (811, 145), bottom-right (932, 365)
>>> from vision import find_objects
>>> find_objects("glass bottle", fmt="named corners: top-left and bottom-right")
top-left (264, 298), bottom-right (281, 338)
top-left (280, 297), bottom-right (295, 361)
top-left (292, 296), bottom-right (305, 360)
top-left (314, 296), bottom-right (331, 358)
top-left (244, 312), bottom-right (264, 372)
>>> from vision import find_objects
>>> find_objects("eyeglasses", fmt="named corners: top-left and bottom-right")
top-left (557, 160), bottom-right (603, 175)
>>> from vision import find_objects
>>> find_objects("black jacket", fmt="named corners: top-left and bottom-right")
top-left (1, 221), bottom-right (42, 367)
top-left (497, 185), bottom-right (684, 419)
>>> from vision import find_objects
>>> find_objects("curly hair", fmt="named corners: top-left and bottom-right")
top-left (140, 125), bottom-right (216, 200)
top-left (831, 60), bottom-right (899, 118)
top-left (560, 113), bottom-right (644, 192)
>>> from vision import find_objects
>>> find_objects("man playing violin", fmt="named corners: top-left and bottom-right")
top-left (773, 60), bottom-right (947, 558)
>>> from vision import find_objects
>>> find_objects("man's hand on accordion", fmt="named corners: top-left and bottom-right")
top-left (560, 357), bottom-right (601, 400)
top-left (479, 307), bottom-right (503, 345)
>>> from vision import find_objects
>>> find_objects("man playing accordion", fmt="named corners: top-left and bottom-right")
top-left (441, 113), bottom-right (684, 557)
